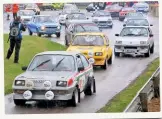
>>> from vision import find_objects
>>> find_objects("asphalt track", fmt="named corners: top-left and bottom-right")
top-left (4, 9), bottom-right (159, 114)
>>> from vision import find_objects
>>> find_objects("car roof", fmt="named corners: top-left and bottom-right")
top-left (71, 20), bottom-right (94, 24)
top-left (124, 26), bottom-right (149, 28)
top-left (75, 32), bottom-right (105, 36)
top-left (36, 51), bottom-right (81, 56)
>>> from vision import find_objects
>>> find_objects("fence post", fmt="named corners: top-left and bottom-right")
top-left (139, 93), bottom-right (148, 112)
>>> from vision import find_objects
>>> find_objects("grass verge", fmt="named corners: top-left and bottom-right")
top-left (97, 57), bottom-right (159, 112)
top-left (4, 34), bottom-right (66, 95)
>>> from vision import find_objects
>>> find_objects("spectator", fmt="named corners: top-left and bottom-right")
top-left (12, 4), bottom-right (19, 20)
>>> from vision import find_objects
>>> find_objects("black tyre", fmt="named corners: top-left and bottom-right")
top-left (108, 55), bottom-right (112, 65)
top-left (84, 78), bottom-right (96, 95)
top-left (150, 43), bottom-right (154, 54)
top-left (28, 29), bottom-right (33, 36)
top-left (14, 99), bottom-right (26, 106)
top-left (144, 48), bottom-right (150, 57)
top-left (110, 25), bottom-right (113, 28)
top-left (65, 36), bottom-right (69, 46)
top-left (69, 87), bottom-right (80, 107)
top-left (48, 34), bottom-right (52, 37)
top-left (114, 50), bottom-right (120, 57)
top-left (101, 60), bottom-right (107, 70)
top-left (37, 32), bottom-right (41, 37)
top-left (56, 33), bottom-right (60, 38)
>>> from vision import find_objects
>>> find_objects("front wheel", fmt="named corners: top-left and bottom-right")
top-left (101, 59), bottom-right (107, 70)
top-left (150, 44), bottom-right (154, 54)
top-left (14, 99), bottom-right (26, 106)
top-left (56, 32), bottom-right (60, 38)
top-left (108, 55), bottom-right (112, 64)
top-left (144, 48), bottom-right (150, 57)
top-left (28, 29), bottom-right (33, 36)
top-left (69, 87), bottom-right (80, 107)
top-left (37, 32), bottom-right (41, 37)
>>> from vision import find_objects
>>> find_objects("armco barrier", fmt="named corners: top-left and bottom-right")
top-left (124, 67), bottom-right (160, 112)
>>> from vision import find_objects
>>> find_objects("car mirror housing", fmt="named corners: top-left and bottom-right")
top-left (150, 24), bottom-right (153, 26)
top-left (22, 66), bottom-right (27, 71)
top-left (78, 67), bottom-right (84, 72)
top-left (123, 24), bottom-right (126, 27)
top-left (115, 34), bottom-right (119, 36)
top-left (149, 34), bottom-right (154, 37)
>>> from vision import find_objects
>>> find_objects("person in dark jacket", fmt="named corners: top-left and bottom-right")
top-left (6, 16), bottom-right (26, 63)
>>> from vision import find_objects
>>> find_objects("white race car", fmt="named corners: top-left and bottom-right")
top-left (114, 26), bottom-right (154, 57)
top-left (92, 10), bottom-right (113, 28)
top-left (18, 10), bottom-right (35, 24)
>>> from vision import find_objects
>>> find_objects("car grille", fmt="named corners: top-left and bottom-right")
top-left (124, 46), bottom-right (137, 49)
top-left (110, 12), bottom-right (119, 17)
top-left (31, 90), bottom-right (68, 95)
top-left (99, 21), bottom-right (107, 23)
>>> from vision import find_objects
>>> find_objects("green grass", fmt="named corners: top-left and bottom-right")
top-left (4, 34), bottom-right (66, 95)
top-left (97, 58), bottom-right (160, 112)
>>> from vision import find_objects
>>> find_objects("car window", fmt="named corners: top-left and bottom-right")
top-left (28, 55), bottom-right (75, 71)
top-left (74, 25), bottom-right (85, 32)
top-left (80, 24), bottom-right (100, 32)
top-left (76, 57), bottom-right (84, 68)
top-left (72, 35), bottom-right (104, 46)
top-left (35, 16), bottom-right (54, 23)
top-left (80, 54), bottom-right (89, 68)
top-left (120, 27), bottom-right (148, 37)
top-left (126, 19), bottom-right (149, 26)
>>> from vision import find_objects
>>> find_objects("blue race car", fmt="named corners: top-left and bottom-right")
top-left (26, 15), bottom-right (61, 37)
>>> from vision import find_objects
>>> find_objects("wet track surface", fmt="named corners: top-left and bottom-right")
top-left (4, 10), bottom-right (159, 114)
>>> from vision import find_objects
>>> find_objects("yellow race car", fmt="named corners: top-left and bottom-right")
top-left (67, 32), bottom-right (113, 69)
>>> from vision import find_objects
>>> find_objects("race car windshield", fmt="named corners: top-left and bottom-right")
top-left (126, 13), bottom-right (144, 18)
top-left (35, 16), bottom-right (54, 23)
top-left (79, 24), bottom-right (100, 32)
top-left (122, 8), bottom-right (134, 11)
top-left (126, 19), bottom-right (149, 26)
top-left (120, 27), bottom-right (148, 37)
top-left (94, 11), bottom-right (110, 17)
top-left (68, 14), bottom-right (86, 20)
top-left (72, 35), bottom-right (104, 46)
top-left (19, 11), bottom-right (35, 16)
top-left (26, 4), bottom-right (37, 8)
top-left (28, 55), bottom-right (75, 71)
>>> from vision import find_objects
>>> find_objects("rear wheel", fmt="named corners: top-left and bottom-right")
top-left (14, 99), bottom-right (26, 106)
top-left (48, 34), bottom-right (52, 37)
top-left (114, 49), bottom-right (120, 57)
top-left (28, 29), bottom-right (33, 36)
top-left (84, 78), bottom-right (96, 95)
top-left (37, 32), bottom-right (41, 37)
top-left (150, 44), bottom-right (154, 54)
top-left (108, 55), bottom-right (112, 64)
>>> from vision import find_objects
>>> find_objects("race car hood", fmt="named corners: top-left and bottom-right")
top-left (67, 46), bottom-right (105, 53)
top-left (21, 16), bottom-right (32, 20)
top-left (92, 16), bottom-right (112, 21)
top-left (116, 37), bottom-right (149, 45)
top-left (36, 22), bottom-right (59, 27)
top-left (16, 71), bottom-right (75, 82)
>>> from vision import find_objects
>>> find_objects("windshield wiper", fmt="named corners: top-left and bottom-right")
top-left (32, 59), bottom-right (51, 71)
top-left (124, 34), bottom-right (136, 36)
top-left (52, 57), bottom-right (65, 71)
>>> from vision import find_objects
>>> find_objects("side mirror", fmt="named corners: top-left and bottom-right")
top-left (149, 34), bottom-right (154, 37)
top-left (66, 17), bottom-right (68, 20)
top-left (150, 24), bottom-right (153, 26)
top-left (123, 24), bottom-right (126, 27)
top-left (22, 66), bottom-right (27, 71)
top-left (78, 66), bottom-right (84, 72)
top-left (115, 34), bottom-right (119, 36)
top-left (87, 17), bottom-right (89, 19)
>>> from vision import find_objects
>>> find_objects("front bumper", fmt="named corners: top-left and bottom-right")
top-left (114, 45), bottom-right (149, 55)
top-left (94, 21), bottom-right (113, 28)
top-left (13, 89), bottom-right (74, 101)
top-left (38, 29), bottom-right (60, 35)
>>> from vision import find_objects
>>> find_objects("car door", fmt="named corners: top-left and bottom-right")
top-left (148, 27), bottom-right (154, 47)
top-left (104, 35), bottom-right (112, 59)
top-left (28, 17), bottom-right (36, 33)
top-left (76, 55), bottom-right (86, 92)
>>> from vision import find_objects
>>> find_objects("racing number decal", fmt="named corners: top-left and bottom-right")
top-left (79, 75), bottom-right (86, 90)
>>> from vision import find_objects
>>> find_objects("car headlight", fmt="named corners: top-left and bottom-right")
top-left (95, 52), bottom-right (103, 56)
top-left (41, 26), bottom-right (46, 30)
top-left (15, 80), bottom-right (25, 86)
top-left (56, 81), bottom-right (67, 87)
top-left (116, 41), bottom-right (122, 44)
top-left (140, 41), bottom-right (147, 45)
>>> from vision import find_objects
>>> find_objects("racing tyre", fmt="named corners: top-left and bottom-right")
top-left (14, 99), bottom-right (26, 106)
top-left (108, 55), bottom-right (112, 65)
top-left (48, 34), bottom-right (52, 37)
top-left (101, 59), bottom-right (107, 70)
top-left (150, 43), bottom-right (154, 54)
top-left (69, 87), bottom-right (80, 107)
top-left (144, 48), bottom-right (150, 57)
top-left (28, 29), bottom-right (33, 36)
top-left (56, 33), bottom-right (60, 38)
top-left (84, 78), bottom-right (96, 95)
top-left (37, 32), bottom-right (41, 37)
top-left (114, 51), bottom-right (120, 57)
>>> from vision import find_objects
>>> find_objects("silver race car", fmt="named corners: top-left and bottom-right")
top-left (12, 51), bottom-right (96, 107)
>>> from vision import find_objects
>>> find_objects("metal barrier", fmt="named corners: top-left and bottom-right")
top-left (124, 67), bottom-right (160, 112)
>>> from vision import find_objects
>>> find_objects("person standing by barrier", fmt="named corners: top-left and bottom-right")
top-left (12, 4), bottom-right (19, 20)
top-left (6, 16), bottom-right (26, 63)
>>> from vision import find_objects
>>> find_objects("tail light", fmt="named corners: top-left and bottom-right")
top-left (68, 78), bottom-right (74, 87)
